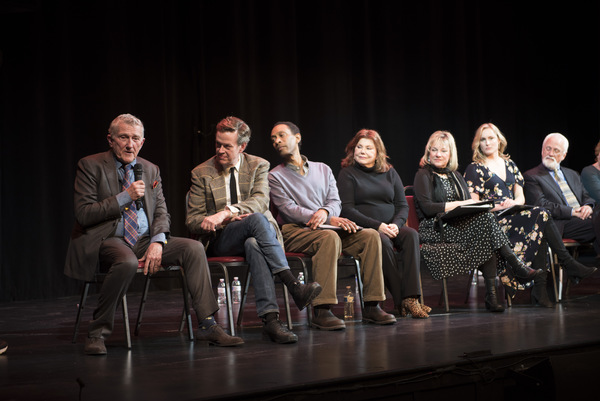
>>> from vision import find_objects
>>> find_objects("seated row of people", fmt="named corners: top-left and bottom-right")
top-left (416, 127), bottom-right (597, 313)
top-left (66, 114), bottom-right (597, 356)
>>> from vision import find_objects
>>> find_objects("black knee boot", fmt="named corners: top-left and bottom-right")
top-left (480, 255), bottom-right (505, 313)
top-left (498, 245), bottom-right (544, 281)
top-left (531, 270), bottom-right (554, 308)
top-left (544, 218), bottom-right (598, 283)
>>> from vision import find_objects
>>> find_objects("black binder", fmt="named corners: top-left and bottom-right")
top-left (439, 201), bottom-right (494, 221)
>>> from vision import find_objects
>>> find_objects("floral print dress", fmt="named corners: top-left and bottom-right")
top-left (464, 159), bottom-right (550, 292)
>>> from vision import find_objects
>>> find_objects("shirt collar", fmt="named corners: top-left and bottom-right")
top-left (285, 155), bottom-right (308, 174)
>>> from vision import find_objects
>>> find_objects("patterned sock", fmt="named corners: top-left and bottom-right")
top-left (200, 316), bottom-right (216, 330)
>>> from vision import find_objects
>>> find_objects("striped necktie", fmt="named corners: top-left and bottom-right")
top-left (122, 164), bottom-right (139, 246)
top-left (554, 168), bottom-right (580, 208)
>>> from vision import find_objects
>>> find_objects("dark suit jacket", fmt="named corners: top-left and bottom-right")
top-left (64, 150), bottom-right (170, 281)
top-left (185, 152), bottom-right (282, 247)
top-left (524, 163), bottom-right (595, 225)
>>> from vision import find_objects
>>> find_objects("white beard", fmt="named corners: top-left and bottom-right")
top-left (542, 156), bottom-right (559, 171)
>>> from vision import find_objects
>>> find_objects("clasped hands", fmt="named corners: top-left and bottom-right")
top-left (573, 205), bottom-right (593, 220)
top-left (378, 223), bottom-right (399, 238)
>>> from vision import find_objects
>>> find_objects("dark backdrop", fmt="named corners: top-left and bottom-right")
top-left (1, 0), bottom-right (599, 301)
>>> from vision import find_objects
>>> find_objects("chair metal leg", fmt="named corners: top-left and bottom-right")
top-left (282, 284), bottom-right (293, 330)
top-left (353, 259), bottom-right (364, 313)
top-left (134, 273), bottom-right (152, 336)
top-left (442, 278), bottom-right (449, 312)
top-left (547, 246), bottom-right (560, 302)
top-left (122, 294), bottom-right (131, 350)
top-left (178, 269), bottom-right (194, 341)
top-left (464, 270), bottom-right (475, 304)
top-left (236, 269), bottom-right (252, 329)
top-left (72, 282), bottom-right (91, 343)
top-left (418, 274), bottom-right (424, 306)
top-left (208, 261), bottom-right (235, 336)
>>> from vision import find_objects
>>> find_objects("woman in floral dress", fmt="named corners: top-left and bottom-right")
top-left (414, 131), bottom-right (543, 312)
top-left (465, 123), bottom-right (590, 307)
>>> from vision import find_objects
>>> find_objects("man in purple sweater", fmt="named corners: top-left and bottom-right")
top-left (268, 122), bottom-right (396, 330)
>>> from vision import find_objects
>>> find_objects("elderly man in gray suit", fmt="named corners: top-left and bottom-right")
top-left (65, 114), bottom-right (243, 355)
top-left (186, 116), bottom-right (321, 344)
top-left (524, 132), bottom-right (598, 283)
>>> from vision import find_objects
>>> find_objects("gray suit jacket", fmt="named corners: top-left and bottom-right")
top-left (185, 153), bottom-right (282, 247)
top-left (64, 150), bottom-right (170, 281)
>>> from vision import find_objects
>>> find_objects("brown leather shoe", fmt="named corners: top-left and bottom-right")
top-left (289, 282), bottom-right (322, 311)
top-left (196, 325), bottom-right (244, 347)
top-left (362, 305), bottom-right (397, 325)
top-left (263, 319), bottom-right (298, 344)
top-left (310, 308), bottom-right (346, 330)
top-left (84, 337), bottom-right (107, 355)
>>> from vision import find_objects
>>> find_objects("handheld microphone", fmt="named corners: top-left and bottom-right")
top-left (133, 164), bottom-right (144, 210)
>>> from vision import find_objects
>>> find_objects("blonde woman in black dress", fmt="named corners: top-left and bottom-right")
top-left (413, 131), bottom-right (543, 312)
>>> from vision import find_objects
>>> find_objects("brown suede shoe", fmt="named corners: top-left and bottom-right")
top-left (84, 337), bottom-right (107, 355)
top-left (310, 309), bottom-right (346, 330)
top-left (196, 325), bottom-right (244, 347)
top-left (362, 305), bottom-right (397, 325)
top-left (263, 319), bottom-right (298, 344)
top-left (289, 282), bottom-right (322, 311)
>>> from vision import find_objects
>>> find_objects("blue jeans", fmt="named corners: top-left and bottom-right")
top-left (211, 213), bottom-right (289, 317)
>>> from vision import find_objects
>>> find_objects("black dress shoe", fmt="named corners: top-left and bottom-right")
top-left (362, 305), bottom-right (397, 325)
top-left (263, 319), bottom-right (298, 344)
top-left (196, 325), bottom-right (244, 347)
top-left (289, 282), bottom-right (322, 311)
top-left (84, 337), bottom-right (107, 355)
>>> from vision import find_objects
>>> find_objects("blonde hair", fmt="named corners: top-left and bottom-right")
top-left (341, 129), bottom-right (391, 172)
top-left (472, 123), bottom-right (509, 163)
top-left (419, 130), bottom-right (458, 171)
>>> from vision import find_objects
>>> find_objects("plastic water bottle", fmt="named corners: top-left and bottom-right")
top-left (297, 272), bottom-right (305, 285)
top-left (344, 285), bottom-right (354, 320)
top-left (217, 278), bottom-right (226, 305)
top-left (232, 277), bottom-right (241, 304)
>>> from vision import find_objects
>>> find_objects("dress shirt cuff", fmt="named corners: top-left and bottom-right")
top-left (151, 233), bottom-right (167, 245)
top-left (116, 191), bottom-right (133, 209)
top-left (226, 205), bottom-right (239, 215)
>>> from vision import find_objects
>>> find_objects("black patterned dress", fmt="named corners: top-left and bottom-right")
top-left (417, 175), bottom-right (511, 281)
top-left (464, 159), bottom-right (550, 290)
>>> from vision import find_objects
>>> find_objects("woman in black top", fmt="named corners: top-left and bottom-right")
top-left (338, 129), bottom-right (430, 318)
top-left (413, 131), bottom-right (543, 312)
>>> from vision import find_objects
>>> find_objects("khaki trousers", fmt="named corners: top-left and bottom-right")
top-left (281, 224), bottom-right (385, 306)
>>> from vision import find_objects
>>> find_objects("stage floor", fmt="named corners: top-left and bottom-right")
top-left (1, 261), bottom-right (600, 401)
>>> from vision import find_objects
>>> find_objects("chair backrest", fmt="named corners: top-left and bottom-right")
top-left (406, 195), bottom-right (419, 231)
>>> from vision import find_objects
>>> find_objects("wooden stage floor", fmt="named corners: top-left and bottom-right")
top-left (1, 258), bottom-right (600, 401)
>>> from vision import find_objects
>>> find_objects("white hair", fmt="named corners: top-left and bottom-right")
top-left (543, 133), bottom-right (569, 153)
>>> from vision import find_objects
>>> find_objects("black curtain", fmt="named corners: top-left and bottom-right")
top-left (1, 0), bottom-right (598, 301)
